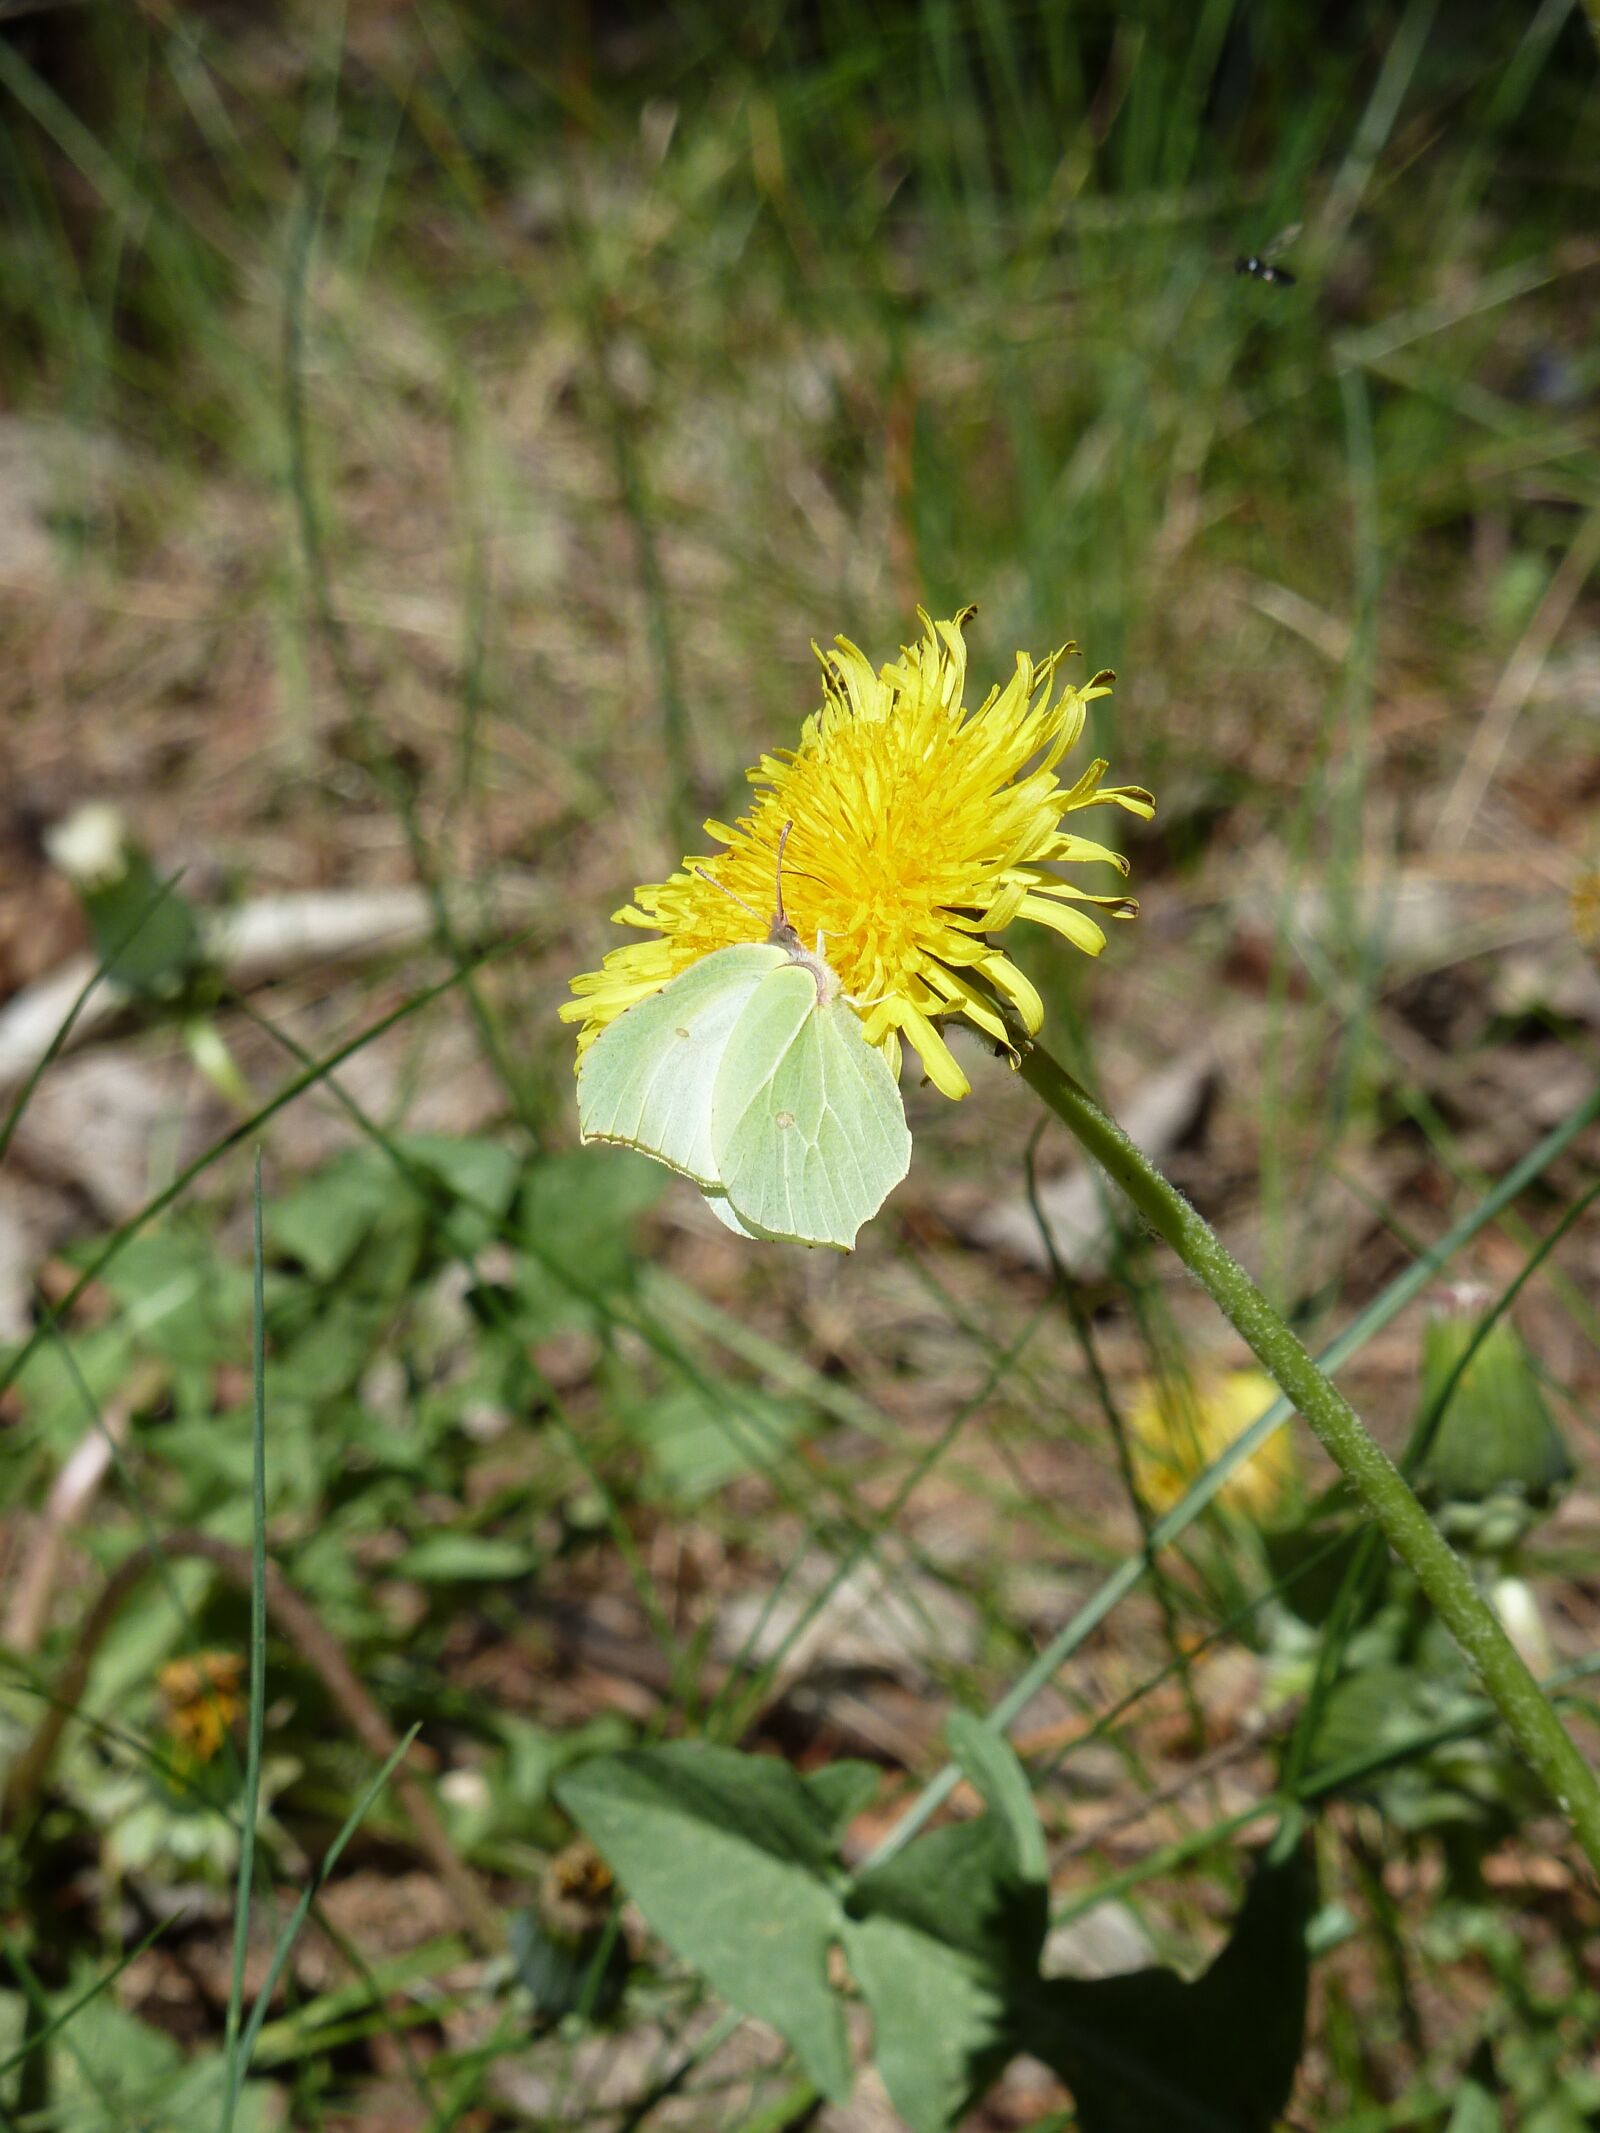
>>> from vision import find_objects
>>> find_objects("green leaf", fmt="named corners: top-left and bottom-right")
top-left (841, 1721), bottom-right (1048, 2133)
top-left (83, 1558), bottom-right (214, 1719)
top-left (1262, 1515), bottom-right (1374, 1629)
top-left (1303, 1664), bottom-right (1433, 1778)
top-left (1028, 1841), bottom-right (1314, 2133)
top-left (1416, 1313), bottom-right (1572, 1510)
top-left (1445, 2047), bottom-right (1504, 2133)
top-left (510, 1910), bottom-right (629, 2025)
top-left (394, 1531), bottom-right (540, 1582)
top-left (626, 1383), bottom-right (809, 1502)
top-left (849, 1719), bottom-right (1046, 1976)
top-left (268, 1296), bottom-right (391, 1403)
top-left (560, 1733), bottom-right (1301, 2133)
top-left (2, 1323), bottom-right (135, 1453)
top-left (158, 1399), bottom-right (321, 1518)
top-left (268, 1135), bottom-right (514, 1294)
top-left (802, 1760), bottom-right (880, 1841)
top-left (78, 845), bottom-right (206, 1003)
top-left (517, 1150), bottom-right (669, 1330)
top-left (948, 1713), bottom-right (1049, 1888)
top-left (556, 1744), bottom-right (853, 2100)
top-left (843, 1913), bottom-right (1011, 2133)
top-left (397, 1133), bottom-right (523, 1253)
top-left (269, 1151), bottom-right (406, 1282)
top-left (38, 1971), bottom-right (275, 2132)
top-left (98, 1230), bottom-right (250, 1365)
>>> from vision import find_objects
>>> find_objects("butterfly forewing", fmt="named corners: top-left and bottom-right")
top-left (711, 967), bottom-right (911, 1250)
top-left (577, 943), bottom-right (785, 1187)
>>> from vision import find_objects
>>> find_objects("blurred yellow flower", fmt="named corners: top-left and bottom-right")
top-left (1572, 869), bottom-right (1600, 953)
top-left (157, 1650), bottom-right (244, 1768)
top-left (1127, 1368), bottom-right (1298, 1521)
top-left (562, 607), bottom-right (1152, 1100)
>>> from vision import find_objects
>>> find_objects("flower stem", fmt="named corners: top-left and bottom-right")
top-left (1019, 1038), bottom-right (1600, 1877)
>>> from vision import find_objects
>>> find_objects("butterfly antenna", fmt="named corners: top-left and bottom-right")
top-left (773, 821), bottom-right (794, 931)
top-left (694, 866), bottom-right (766, 926)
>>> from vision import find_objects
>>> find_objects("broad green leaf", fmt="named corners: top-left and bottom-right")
top-left (842, 1721), bottom-right (1048, 2133)
top-left (498, 1714), bottom-right (636, 1819)
top-left (157, 1399), bottom-right (320, 1518)
top-left (2, 1323), bottom-right (136, 1454)
top-left (1028, 1841), bottom-right (1314, 2133)
top-left (849, 1719), bottom-right (1047, 1977)
top-left (398, 1133), bottom-right (523, 1253)
top-left (557, 1732), bottom-right (1305, 2133)
top-left (1445, 2062), bottom-right (1503, 2133)
top-left (269, 1296), bottom-right (391, 1403)
top-left (77, 844), bottom-right (206, 1003)
top-left (1304, 1665), bottom-right (1434, 1778)
top-left (42, 1969), bottom-right (274, 2132)
top-left (803, 1760), bottom-right (880, 1841)
top-left (394, 1532), bottom-right (539, 1582)
top-left (1263, 1514), bottom-right (1377, 1630)
top-left (625, 1383), bottom-right (809, 1501)
top-left (1416, 1314), bottom-right (1572, 1510)
top-left (556, 1744), bottom-right (853, 2100)
top-left (82, 1559), bottom-right (214, 1718)
top-left (98, 1230), bottom-right (250, 1366)
top-left (948, 1712), bottom-right (1049, 1888)
top-left (517, 1149), bottom-right (669, 1331)
top-left (269, 1150), bottom-right (405, 1282)
top-left (843, 1913), bottom-right (1011, 2133)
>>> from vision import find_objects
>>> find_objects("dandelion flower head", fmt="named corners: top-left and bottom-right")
top-left (1573, 868), bottom-right (1600, 955)
top-left (562, 607), bottom-right (1153, 1099)
top-left (157, 1650), bottom-right (245, 1769)
top-left (1127, 1368), bottom-right (1299, 1523)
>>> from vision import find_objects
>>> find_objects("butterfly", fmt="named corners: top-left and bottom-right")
top-left (576, 827), bottom-right (911, 1250)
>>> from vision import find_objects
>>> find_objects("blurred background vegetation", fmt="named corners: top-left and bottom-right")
top-left (0, 0), bottom-right (1598, 2126)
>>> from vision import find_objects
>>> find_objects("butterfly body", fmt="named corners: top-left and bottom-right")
top-left (576, 936), bottom-right (910, 1250)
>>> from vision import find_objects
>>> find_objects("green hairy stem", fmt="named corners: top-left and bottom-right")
top-left (1019, 1038), bottom-right (1600, 1879)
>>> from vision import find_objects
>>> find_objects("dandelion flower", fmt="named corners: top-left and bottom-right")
top-left (1573, 869), bottom-right (1600, 954)
top-left (1126, 1368), bottom-right (1299, 1522)
top-left (562, 607), bottom-right (1153, 1098)
top-left (157, 1650), bottom-right (245, 1768)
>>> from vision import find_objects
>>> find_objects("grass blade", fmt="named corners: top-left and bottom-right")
top-left (0, 1918), bottom-right (170, 2087)
top-left (217, 1152), bottom-right (270, 2133)
top-left (233, 1725), bottom-right (424, 2082)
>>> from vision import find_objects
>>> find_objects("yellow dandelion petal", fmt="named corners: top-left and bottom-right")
top-left (926, 970), bottom-right (1010, 1044)
top-left (891, 997), bottom-right (972, 1100)
top-left (1038, 833), bottom-right (1132, 873)
top-left (1126, 1369), bottom-right (1299, 1523)
top-left (565, 609), bottom-right (1153, 1098)
top-left (1016, 894), bottom-right (1109, 955)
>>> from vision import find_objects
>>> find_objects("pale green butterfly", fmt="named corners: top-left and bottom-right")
top-left (577, 826), bottom-right (911, 1250)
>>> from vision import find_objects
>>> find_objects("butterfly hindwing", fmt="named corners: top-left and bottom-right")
top-left (711, 965), bottom-right (911, 1250)
top-left (576, 943), bottom-right (786, 1187)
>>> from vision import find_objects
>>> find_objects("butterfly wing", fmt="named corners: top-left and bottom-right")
top-left (699, 1189), bottom-right (765, 1240)
top-left (710, 965), bottom-right (911, 1250)
top-left (577, 944), bottom-right (786, 1187)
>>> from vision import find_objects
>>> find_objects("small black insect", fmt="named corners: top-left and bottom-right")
top-left (1234, 222), bottom-right (1301, 287)
top-left (1235, 253), bottom-right (1296, 285)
